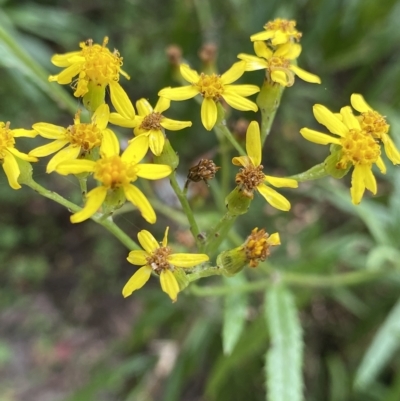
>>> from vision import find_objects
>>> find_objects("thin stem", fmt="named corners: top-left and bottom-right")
top-left (25, 179), bottom-right (140, 250)
top-left (169, 171), bottom-right (203, 250)
top-left (205, 211), bottom-right (237, 256)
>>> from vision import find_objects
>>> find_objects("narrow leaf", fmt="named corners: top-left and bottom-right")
top-left (265, 284), bottom-right (303, 401)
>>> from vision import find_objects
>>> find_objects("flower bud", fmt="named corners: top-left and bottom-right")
top-left (225, 186), bottom-right (252, 216)
top-left (83, 82), bottom-right (106, 113)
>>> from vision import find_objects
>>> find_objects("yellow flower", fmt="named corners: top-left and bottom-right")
top-left (48, 37), bottom-right (130, 109)
top-left (300, 104), bottom-right (388, 204)
top-left (232, 121), bottom-right (298, 211)
top-left (55, 135), bottom-right (172, 223)
top-left (109, 96), bottom-right (192, 156)
top-left (244, 228), bottom-right (281, 268)
top-left (351, 93), bottom-right (400, 164)
top-left (123, 227), bottom-right (209, 301)
top-left (250, 18), bottom-right (302, 45)
top-left (158, 60), bottom-right (259, 131)
top-left (238, 42), bottom-right (321, 87)
top-left (29, 104), bottom-right (117, 172)
top-left (0, 121), bottom-right (38, 189)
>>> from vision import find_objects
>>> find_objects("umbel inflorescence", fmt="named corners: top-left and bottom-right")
top-left (3, 18), bottom-right (399, 302)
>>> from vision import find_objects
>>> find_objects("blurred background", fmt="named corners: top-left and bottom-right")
top-left (1, 0), bottom-right (400, 400)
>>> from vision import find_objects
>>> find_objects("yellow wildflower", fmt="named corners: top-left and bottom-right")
top-left (0, 122), bottom-right (38, 189)
top-left (238, 42), bottom-right (321, 87)
top-left (55, 135), bottom-right (172, 223)
top-left (30, 104), bottom-right (117, 172)
top-left (48, 37), bottom-right (130, 110)
top-left (109, 96), bottom-right (192, 156)
top-left (158, 60), bottom-right (259, 131)
top-left (250, 18), bottom-right (302, 45)
top-left (232, 121), bottom-right (298, 211)
top-left (300, 104), bottom-right (388, 204)
top-left (123, 227), bottom-right (209, 301)
top-left (351, 94), bottom-right (400, 164)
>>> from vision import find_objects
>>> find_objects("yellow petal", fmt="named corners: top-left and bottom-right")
top-left (55, 159), bottom-right (96, 175)
top-left (271, 31), bottom-right (288, 46)
top-left (11, 129), bottom-right (38, 138)
top-left (363, 166), bottom-right (377, 194)
top-left (223, 91), bottom-right (258, 112)
top-left (7, 147), bottom-right (38, 162)
top-left (350, 93), bottom-right (371, 113)
top-left (137, 230), bottom-right (159, 253)
top-left (250, 31), bottom-right (274, 42)
top-left (136, 164), bottom-right (172, 180)
top-left (167, 253), bottom-right (209, 268)
top-left (121, 135), bottom-right (148, 163)
top-left (232, 155), bottom-right (252, 167)
top-left (237, 53), bottom-right (268, 71)
top-left (124, 184), bottom-right (156, 224)
top-left (220, 60), bottom-right (246, 85)
top-left (136, 98), bottom-right (153, 116)
top-left (127, 250), bottom-right (149, 266)
top-left (275, 43), bottom-right (302, 59)
top-left (246, 121), bottom-right (261, 166)
top-left (264, 175), bottom-right (298, 188)
top-left (223, 84), bottom-right (260, 97)
top-left (290, 65), bottom-right (321, 84)
top-left (253, 41), bottom-right (273, 59)
top-left (340, 106), bottom-right (360, 130)
top-left (350, 165), bottom-right (368, 205)
top-left (179, 64), bottom-right (200, 83)
top-left (51, 51), bottom-right (80, 67)
top-left (271, 70), bottom-right (290, 86)
top-left (2, 151), bottom-right (20, 189)
top-left (148, 129), bottom-right (165, 156)
top-left (313, 105), bottom-right (348, 137)
top-left (92, 103), bottom-right (110, 130)
top-left (54, 63), bottom-right (82, 84)
top-left (201, 98), bottom-right (218, 131)
top-left (159, 270), bottom-right (180, 302)
top-left (158, 86), bottom-right (199, 101)
top-left (162, 227), bottom-right (169, 247)
top-left (109, 81), bottom-right (135, 119)
top-left (382, 134), bottom-right (400, 165)
top-left (160, 117), bottom-right (192, 131)
top-left (100, 128), bottom-right (120, 157)
top-left (154, 97), bottom-right (171, 113)
top-left (47, 145), bottom-right (81, 173)
top-left (257, 184), bottom-right (291, 211)
top-left (29, 139), bottom-right (69, 157)
top-left (70, 186), bottom-right (108, 223)
top-left (376, 156), bottom-right (387, 174)
top-left (108, 112), bottom-right (136, 128)
top-left (300, 128), bottom-right (340, 145)
top-left (122, 265), bottom-right (152, 298)
top-left (267, 233), bottom-right (281, 246)
top-left (33, 123), bottom-right (66, 139)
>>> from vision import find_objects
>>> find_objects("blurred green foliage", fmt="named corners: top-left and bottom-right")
top-left (1, 0), bottom-right (400, 400)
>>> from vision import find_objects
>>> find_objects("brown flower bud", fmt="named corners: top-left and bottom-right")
top-left (186, 159), bottom-right (220, 187)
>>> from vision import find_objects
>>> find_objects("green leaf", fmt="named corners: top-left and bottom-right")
top-left (222, 274), bottom-right (248, 355)
top-left (354, 297), bottom-right (400, 390)
top-left (265, 284), bottom-right (303, 401)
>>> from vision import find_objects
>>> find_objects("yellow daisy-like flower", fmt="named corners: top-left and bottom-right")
top-left (238, 42), bottom-right (321, 87)
top-left (250, 18), bottom-right (302, 45)
top-left (351, 93), bottom-right (400, 165)
top-left (109, 96), bottom-right (192, 156)
top-left (123, 227), bottom-right (209, 301)
top-left (232, 121), bottom-right (298, 211)
top-left (29, 104), bottom-right (117, 173)
top-left (300, 104), bottom-right (388, 204)
top-left (0, 122), bottom-right (38, 189)
top-left (55, 135), bottom-right (172, 223)
top-left (158, 60), bottom-right (260, 131)
top-left (48, 37), bottom-right (130, 107)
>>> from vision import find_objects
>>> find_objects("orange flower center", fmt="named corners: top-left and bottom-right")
top-left (94, 155), bottom-right (138, 188)
top-left (264, 19), bottom-right (302, 42)
top-left (140, 112), bottom-right (163, 131)
top-left (146, 246), bottom-right (172, 274)
top-left (66, 123), bottom-right (102, 152)
top-left (195, 73), bottom-right (224, 100)
top-left (359, 110), bottom-right (389, 139)
top-left (235, 164), bottom-right (265, 198)
top-left (0, 122), bottom-right (15, 158)
top-left (244, 228), bottom-right (271, 268)
top-left (338, 129), bottom-right (380, 168)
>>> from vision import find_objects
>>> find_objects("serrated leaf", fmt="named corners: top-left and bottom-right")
top-left (265, 284), bottom-right (303, 401)
top-left (222, 274), bottom-right (248, 355)
top-left (354, 297), bottom-right (400, 391)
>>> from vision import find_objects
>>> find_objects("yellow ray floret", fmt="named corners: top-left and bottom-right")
top-left (55, 135), bottom-right (172, 224)
top-left (123, 227), bottom-right (209, 301)
top-left (158, 60), bottom-right (259, 131)
top-left (232, 121), bottom-right (298, 211)
top-left (250, 18), bottom-right (302, 45)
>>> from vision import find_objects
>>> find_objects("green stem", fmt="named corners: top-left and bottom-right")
top-left (169, 171), bottom-right (203, 250)
top-left (205, 211), bottom-right (237, 256)
top-left (25, 179), bottom-right (140, 250)
top-left (288, 162), bottom-right (328, 182)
